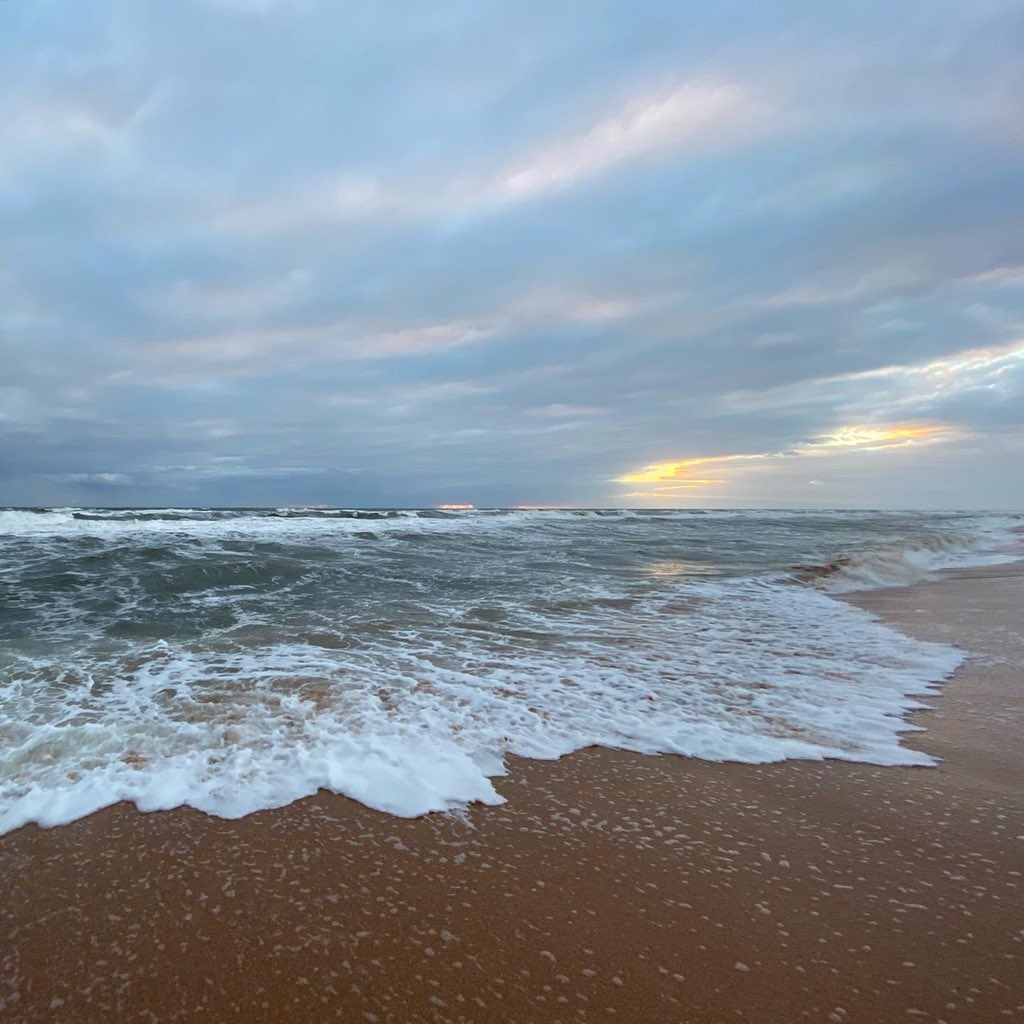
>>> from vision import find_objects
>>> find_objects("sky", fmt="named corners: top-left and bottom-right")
top-left (1, 0), bottom-right (1023, 509)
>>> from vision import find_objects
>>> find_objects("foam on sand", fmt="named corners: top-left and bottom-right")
top-left (0, 577), bottom-right (964, 834)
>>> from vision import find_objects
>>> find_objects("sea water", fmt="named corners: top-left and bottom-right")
top-left (0, 507), bottom-right (1018, 833)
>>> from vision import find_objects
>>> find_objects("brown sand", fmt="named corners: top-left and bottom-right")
top-left (1, 564), bottom-right (1022, 1023)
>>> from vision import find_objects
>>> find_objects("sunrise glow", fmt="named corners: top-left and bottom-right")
top-left (813, 424), bottom-right (950, 451)
top-left (617, 422), bottom-right (956, 497)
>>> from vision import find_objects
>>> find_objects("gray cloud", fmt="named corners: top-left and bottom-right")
top-left (0, 1), bottom-right (1022, 509)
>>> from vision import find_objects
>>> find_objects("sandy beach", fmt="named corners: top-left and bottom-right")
top-left (1, 562), bottom-right (1021, 1024)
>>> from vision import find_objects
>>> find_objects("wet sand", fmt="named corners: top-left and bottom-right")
top-left (1, 563), bottom-right (1022, 1023)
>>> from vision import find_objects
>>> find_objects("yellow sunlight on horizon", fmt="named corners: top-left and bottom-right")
top-left (617, 421), bottom-right (955, 496)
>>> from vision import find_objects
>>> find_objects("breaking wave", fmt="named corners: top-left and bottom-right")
top-left (0, 508), bottom-right (1018, 833)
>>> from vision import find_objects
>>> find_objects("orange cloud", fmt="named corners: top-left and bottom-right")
top-left (618, 454), bottom-right (760, 485)
top-left (811, 423), bottom-right (952, 452)
top-left (616, 421), bottom-right (955, 492)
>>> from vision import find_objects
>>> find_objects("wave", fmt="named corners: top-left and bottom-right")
top-left (792, 524), bottom-right (1020, 594)
top-left (0, 508), bottom-right (1019, 834)
top-left (0, 577), bottom-right (964, 834)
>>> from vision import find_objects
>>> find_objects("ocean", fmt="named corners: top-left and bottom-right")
top-left (0, 507), bottom-right (1018, 834)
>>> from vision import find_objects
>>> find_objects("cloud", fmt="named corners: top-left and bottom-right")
top-left (145, 316), bottom-right (497, 370)
top-left (48, 472), bottom-right (133, 487)
top-left (617, 423), bottom-right (956, 497)
top-left (148, 269), bottom-right (314, 321)
top-left (212, 77), bottom-right (784, 236)
top-left (761, 264), bottom-right (927, 309)
top-left (0, 2), bottom-right (1022, 509)
top-left (202, 0), bottom-right (305, 13)
top-left (136, 281), bottom-right (678, 380)
top-left (495, 81), bottom-right (776, 202)
top-left (528, 404), bottom-right (604, 419)
top-left (721, 338), bottom-right (1024, 419)
top-left (960, 265), bottom-right (1024, 288)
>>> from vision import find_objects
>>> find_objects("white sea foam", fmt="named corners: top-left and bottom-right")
top-left (0, 509), bottom-right (1018, 834)
top-left (0, 575), bottom-right (964, 834)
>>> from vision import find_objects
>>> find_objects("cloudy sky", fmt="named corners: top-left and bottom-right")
top-left (2, 0), bottom-right (1022, 509)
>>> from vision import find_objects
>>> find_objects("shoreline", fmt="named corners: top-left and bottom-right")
top-left (1, 562), bottom-right (1022, 1022)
